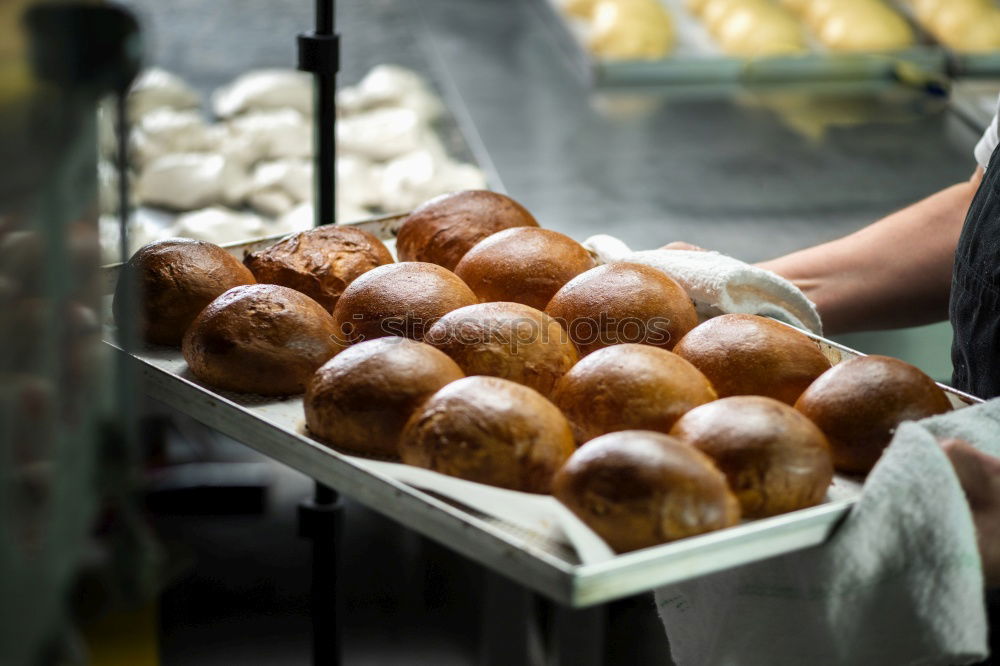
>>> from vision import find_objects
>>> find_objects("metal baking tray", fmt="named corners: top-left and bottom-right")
top-left (535, 0), bottom-right (947, 87)
top-left (103, 213), bottom-right (981, 607)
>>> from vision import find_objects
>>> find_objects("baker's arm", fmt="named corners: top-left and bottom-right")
top-left (756, 167), bottom-right (983, 336)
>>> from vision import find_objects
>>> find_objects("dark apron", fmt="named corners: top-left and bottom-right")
top-left (951, 143), bottom-right (1000, 399)
top-left (950, 140), bottom-right (1000, 665)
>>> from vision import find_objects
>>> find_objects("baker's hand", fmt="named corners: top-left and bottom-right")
top-left (941, 438), bottom-right (1000, 589)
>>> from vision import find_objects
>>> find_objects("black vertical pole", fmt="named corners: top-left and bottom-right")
top-left (297, 4), bottom-right (344, 665)
top-left (300, 0), bottom-right (338, 227)
top-left (298, 481), bottom-right (343, 666)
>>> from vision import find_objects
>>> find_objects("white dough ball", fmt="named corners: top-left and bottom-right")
top-left (130, 109), bottom-right (213, 168)
top-left (251, 159), bottom-right (314, 203)
top-left (170, 206), bottom-right (265, 245)
top-left (136, 153), bottom-right (243, 211)
top-left (227, 109), bottom-right (312, 161)
top-left (337, 107), bottom-right (423, 161)
top-left (212, 69), bottom-right (312, 118)
top-left (127, 68), bottom-right (200, 122)
top-left (247, 189), bottom-right (295, 217)
top-left (336, 154), bottom-right (381, 209)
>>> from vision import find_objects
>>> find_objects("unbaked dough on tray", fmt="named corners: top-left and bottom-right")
top-left (99, 65), bottom-right (487, 264)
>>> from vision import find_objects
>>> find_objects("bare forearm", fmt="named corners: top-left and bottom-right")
top-left (758, 171), bottom-right (981, 335)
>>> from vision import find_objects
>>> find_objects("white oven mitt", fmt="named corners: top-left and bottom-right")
top-left (656, 398), bottom-right (1000, 666)
top-left (583, 235), bottom-right (823, 335)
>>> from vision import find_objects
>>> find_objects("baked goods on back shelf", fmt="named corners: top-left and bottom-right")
top-left (588, 0), bottom-right (677, 60)
top-left (909, 0), bottom-right (1000, 52)
top-left (785, 0), bottom-right (915, 52)
top-left (693, 0), bottom-right (807, 57)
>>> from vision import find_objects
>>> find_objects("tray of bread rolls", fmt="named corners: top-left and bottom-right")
top-left (104, 193), bottom-right (981, 607)
top-left (537, 0), bottom-right (949, 86)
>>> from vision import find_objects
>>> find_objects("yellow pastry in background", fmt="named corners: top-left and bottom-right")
top-left (563, 0), bottom-right (602, 19)
top-left (686, 0), bottom-right (712, 15)
top-left (804, 0), bottom-right (883, 29)
top-left (716, 3), bottom-right (807, 56)
top-left (702, 0), bottom-right (768, 32)
top-left (817, 2), bottom-right (915, 51)
top-left (778, 0), bottom-right (811, 15)
top-left (589, 0), bottom-right (676, 59)
top-left (926, 1), bottom-right (994, 46)
top-left (910, 0), bottom-right (947, 22)
top-left (941, 6), bottom-right (1000, 51)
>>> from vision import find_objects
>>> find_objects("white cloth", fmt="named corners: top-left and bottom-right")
top-left (583, 234), bottom-right (823, 335)
top-left (657, 399), bottom-right (1000, 666)
top-left (974, 93), bottom-right (999, 171)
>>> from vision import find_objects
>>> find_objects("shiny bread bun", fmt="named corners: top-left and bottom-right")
top-left (424, 302), bottom-right (578, 397)
top-left (673, 314), bottom-right (831, 405)
top-left (397, 190), bottom-right (540, 271)
top-left (545, 262), bottom-right (697, 356)
top-left (553, 430), bottom-right (740, 552)
top-left (243, 225), bottom-right (393, 312)
top-left (114, 238), bottom-right (255, 346)
top-left (551, 343), bottom-right (717, 445)
top-left (399, 376), bottom-right (575, 493)
top-left (670, 396), bottom-right (833, 518)
top-left (182, 284), bottom-right (343, 395)
top-left (305, 337), bottom-right (464, 457)
top-left (794, 355), bottom-right (952, 475)
top-left (454, 227), bottom-right (596, 311)
top-left (332, 262), bottom-right (477, 343)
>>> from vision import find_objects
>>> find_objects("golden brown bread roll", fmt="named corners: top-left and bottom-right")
top-left (399, 376), bottom-right (575, 493)
top-left (243, 225), bottom-right (393, 313)
top-left (182, 284), bottom-right (343, 395)
top-left (454, 227), bottom-right (596, 311)
top-left (424, 302), bottom-right (578, 396)
top-left (551, 343), bottom-right (717, 445)
top-left (670, 396), bottom-right (833, 518)
top-left (553, 430), bottom-right (740, 552)
top-left (332, 262), bottom-right (477, 343)
top-left (545, 262), bottom-right (697, 356)
top-left (396, 190), bottom-right (540, 271)
top-left (794, 355), bottom-right (952, 475)
top-left (673, 314), bottom-right (831, 405)
top-left (304, 337), bottom-right (464, 457)
top-left (114, 238), bottom-right (255, 346)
